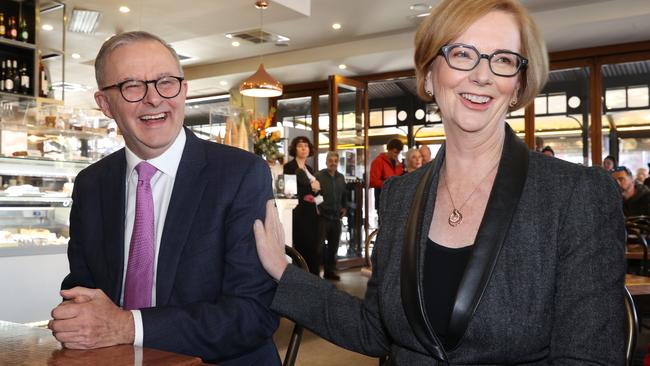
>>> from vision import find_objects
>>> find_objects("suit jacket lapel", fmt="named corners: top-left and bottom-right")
top-left (156, 129), bottom-right (207, 305)
top-left (101, 149), bottom-right (127, 303)
top-left (445, 124), bottom-right (529, 348)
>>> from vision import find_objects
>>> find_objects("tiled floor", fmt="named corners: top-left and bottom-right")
top-left (272, 268), bottom-right (379, 366)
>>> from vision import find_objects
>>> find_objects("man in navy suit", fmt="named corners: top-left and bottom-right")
top-left (47, 31), bottom-right (280, 365)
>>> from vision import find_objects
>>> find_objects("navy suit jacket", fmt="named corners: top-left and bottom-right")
top-left (62, 128), bottom-right (280, 365)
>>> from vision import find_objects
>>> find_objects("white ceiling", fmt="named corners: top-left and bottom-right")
top-left (38, 0), bottom-right (650, 108)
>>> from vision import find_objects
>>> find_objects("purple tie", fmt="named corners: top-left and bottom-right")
top-left (123, 161), bottom-right (157, 310)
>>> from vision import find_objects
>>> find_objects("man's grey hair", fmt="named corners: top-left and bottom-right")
top-left (94, 31), bottom-right (183, 87)
top-left (326, 151), bottom-right (339, 160)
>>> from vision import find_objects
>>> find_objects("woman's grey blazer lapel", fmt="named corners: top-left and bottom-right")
top-left (401, 124), bottom-right (530, 357)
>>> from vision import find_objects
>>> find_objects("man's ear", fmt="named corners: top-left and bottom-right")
top-left (94, 91), bottom-right (114, 119)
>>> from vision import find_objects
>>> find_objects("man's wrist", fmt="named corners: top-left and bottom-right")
top-left (121, 310), bottom-right (135, 344)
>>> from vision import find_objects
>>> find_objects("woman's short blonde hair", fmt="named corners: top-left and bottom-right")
top-left (414, 0), bottom-right (548, 111)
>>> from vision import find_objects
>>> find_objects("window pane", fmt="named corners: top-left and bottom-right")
top-left (534, 96), bottom-right (547, 115)
top-left (370, 110), bottom-right (383, 127)
top-left (547, 93), bottom-right (566, 114)
top-left (628, 86), bottom-right (649, 108)
top-left (383, 108), bottom-right (396, 126)
top-left (606, 88), bottom-right (626, 109)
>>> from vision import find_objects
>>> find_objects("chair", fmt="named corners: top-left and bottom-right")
top-left (361, 229), bottom-right (379, 278)
top-left (624, 286), bottom-right (638, 366)
top-left (626, 222), bottom-right (649, 275)
top-left (282, 245), bottom-right (309, 366)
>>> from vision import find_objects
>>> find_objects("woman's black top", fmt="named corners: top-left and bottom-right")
top-left (423, 238), bottom-right (473, 349)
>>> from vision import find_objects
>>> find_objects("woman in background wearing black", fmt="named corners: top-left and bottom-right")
top-left (283, 136), bottom-right (321, 276)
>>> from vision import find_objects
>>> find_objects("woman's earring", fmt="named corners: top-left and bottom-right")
top-left (426, 90), bottom-right (433, 97)
top-left (509, 98), bottom-right (517, 108)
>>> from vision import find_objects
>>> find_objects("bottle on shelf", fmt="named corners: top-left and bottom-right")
top-left (5, 59), bottom-right (14, 93)
top-left (19, 17), bottom-right (28, 42)
top-left (12, 60), bottom-right (20, 94)
top-left (7, 16), bottom-right (17, 40)
top-left (0, 13), bottom-right (6, 38)
top-left (0, 60), bottom-right (5, 92)
top-left (39, 62), bottom-right (46, 97)
top-left (19, 63), bottom-right (29, 95)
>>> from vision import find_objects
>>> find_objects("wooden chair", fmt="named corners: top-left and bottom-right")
top-left (283, 245), bottom-right (309, 366)
top-left (626, 222), bottom-right (650, 275)
top-left (361, 229), bottom-right (379, 278)
top-left (624, 286), bottom-right (638, 366)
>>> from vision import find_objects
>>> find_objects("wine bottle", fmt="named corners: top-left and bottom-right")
top-left (19, 63), bottom-right (29, 94)
top-left (39, 62), bottom-right (46, 97)
top-left (7, 16), bottom-right (17, 40)
top-left (12, 60), bottom-right (20, 94)
top-left (0, 13), bottom-right (6, 38)
top-left (19, 17), bottom-right (28, 42)
top-left (5, 60), bottom-right (14, 93)
top-left (0, 60), bottom-right (5, 92)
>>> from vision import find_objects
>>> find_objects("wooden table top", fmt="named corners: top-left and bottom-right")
top-left (0, 321), bottom-right (206, 366)
top-left (625, 274), bottom-right (650, 296)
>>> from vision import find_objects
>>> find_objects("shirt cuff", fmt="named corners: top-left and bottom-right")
top-left (130, 310), bottom-right (144, 347)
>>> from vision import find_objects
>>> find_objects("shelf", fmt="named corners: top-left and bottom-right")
top-left (0, 196), bottom-right (72, 205)
top-left (0, 37), bottom-right (36, 51)
top-left (0, 91), bottom-right (37, 104)
top-left (0, 122), bottom-right (108, 139)
top-left (0, 156), bottom-right (90, 178)
top-left (0, 244), bottom-right (67, 257)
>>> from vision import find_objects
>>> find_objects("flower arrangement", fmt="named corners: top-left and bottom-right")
top-left (248, 107), bottom-right (283, 162)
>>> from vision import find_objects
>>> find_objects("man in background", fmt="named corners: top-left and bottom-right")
top-left (316, 151), bottom-right (347, 281)
top-left (419, 144), bottom-right (432, 164)
top-left (611, 166), bottom-right (650, 216)
top-left (370, 138), bottom-right (403, 210)
top-left (48, 31), bottom-right (279, 365)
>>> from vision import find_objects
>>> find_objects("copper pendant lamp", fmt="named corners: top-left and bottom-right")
top-left (239, 0), bottom-right (283, 98)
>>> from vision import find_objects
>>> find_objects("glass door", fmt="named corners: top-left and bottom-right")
top-left (329, 75), bottom-right (368, 259)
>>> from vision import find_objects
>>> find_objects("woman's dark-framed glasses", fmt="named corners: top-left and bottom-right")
top-left (438, 43), bottom-right (528, 77)
top-left (100, 76), bottom-right (184, 103)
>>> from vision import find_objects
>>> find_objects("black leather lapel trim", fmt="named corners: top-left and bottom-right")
top-left (401, 148), bottom-right (446, 361)
top-left (445, 125), bottom-right (529, 349)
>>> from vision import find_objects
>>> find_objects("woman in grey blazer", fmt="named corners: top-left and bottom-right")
top-left (255, 0), bottom-right (626, 364)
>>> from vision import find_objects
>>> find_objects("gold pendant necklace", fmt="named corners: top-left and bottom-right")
top-left (442, 161), bottom-right (499, 227)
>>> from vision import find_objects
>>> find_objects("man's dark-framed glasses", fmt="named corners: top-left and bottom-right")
top-left (100, 76), bottom-right (184, 103)
top-left (438, 43), bottom-right (528, 77)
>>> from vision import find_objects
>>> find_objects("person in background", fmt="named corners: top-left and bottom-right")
top-left (636, 167), bottom-right (648, 185)
top-left (611, 165), bottom-right (650, 216)
top-left (404, 148), bottom-right (424, 173)
top-left (369, 138), bottom-right (404, 209)
top-left (534, 136), bottom-right (544, 152)
top-left (419, 144), bottom-right (432, 164)
top-left (48, 31), bottom-right (279, 364)
top-left (283, 136), bottom-right (322, 276)
top-left (315, 151), bottom-right (348, 281)
top-left (541, 145), bottom-right (554, 157)
top-left (603, 155), bottom-right (617, 171)
top-left (254, 0), bottom-right (624, 363)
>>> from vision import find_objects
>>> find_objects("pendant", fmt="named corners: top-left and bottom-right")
top-left (448, 208), bottom-right (463, 227)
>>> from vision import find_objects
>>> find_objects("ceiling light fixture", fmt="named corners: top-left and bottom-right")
top-left (119, 6), bottom-right (130, 13)
top-left (232, 41), bottom-right (240, 47)
top-left (68, 9), bottom-right (102, 34)
top-left (71, 53), bottom-right (81, 59)
top-left (239, 0), bottom-right (283, 98)
top-left (219, 81), bottom-right (228, 86)
top-left (42, 24), bottom-right (54, 31)
top-left (338, 64), bottom-right (347, 70)
top-left (332, 23), bottom-right (341, 30)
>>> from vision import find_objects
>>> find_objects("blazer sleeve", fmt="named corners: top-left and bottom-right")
top-left (140, 158), bottom-right (279, 362)
top-left (550, 167), bottom-right (626, 364)
top-left (270, 177), bottom-right (396, 357)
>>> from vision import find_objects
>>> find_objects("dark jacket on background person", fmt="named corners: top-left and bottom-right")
top-left (315, 168), bottom-right (347, 220)
top-left (271, 125), bottom-right (625, 364)
top-left (624, 183), bottom-right (650, 216)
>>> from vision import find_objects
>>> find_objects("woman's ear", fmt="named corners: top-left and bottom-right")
top-left (425, 69), bottom-right (434, 97)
